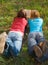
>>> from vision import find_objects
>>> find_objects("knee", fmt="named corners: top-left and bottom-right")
top-left (10, 46), bottom-right (20, 57)
top-left (13, 48), bottom-right (20, 56)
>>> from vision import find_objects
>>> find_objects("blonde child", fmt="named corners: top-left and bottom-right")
top-left (27, 10), bottom-right (45, 58)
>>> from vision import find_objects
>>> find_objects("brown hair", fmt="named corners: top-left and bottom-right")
top-left (31, 10), bottom-right (40, 18)
top-left (17, 9), bottom-right (27, 19)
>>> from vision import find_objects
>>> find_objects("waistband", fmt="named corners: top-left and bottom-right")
top-left (10, 31), bottom-right (23, 36)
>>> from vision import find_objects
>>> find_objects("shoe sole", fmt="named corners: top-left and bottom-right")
top-left (33, 45), bottom-right (43, 58)
top-left (39, 42), bottom-right (48, 53)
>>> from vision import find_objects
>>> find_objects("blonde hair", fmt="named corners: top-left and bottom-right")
top-left (31, 10), bottom-right (40, 18)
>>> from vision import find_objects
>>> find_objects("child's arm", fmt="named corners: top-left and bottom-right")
top-left (25, 23), bottom-right (29, 35)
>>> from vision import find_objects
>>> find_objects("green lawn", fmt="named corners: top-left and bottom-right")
top-left (0, 0), bottom-right (48, 65)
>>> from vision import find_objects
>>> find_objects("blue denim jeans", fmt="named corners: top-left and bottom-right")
top-left (28, 32), bottom-right (45, 54)
top-left (3, 31), bottom-right (23, 57)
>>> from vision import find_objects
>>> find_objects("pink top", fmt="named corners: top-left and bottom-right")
top-left (10, 18), bottom-right (27, 35)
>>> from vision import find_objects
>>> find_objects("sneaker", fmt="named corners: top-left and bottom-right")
top-left (0, 32), bottom-right (7, 54)
top-left (33, 45), bottom-right (43, 58)
top-left (39, 42), bottom-right (48, 53)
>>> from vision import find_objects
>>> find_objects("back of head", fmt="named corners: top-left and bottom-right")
top-left (17, 9), bottom-right (27, 19)
top-left (31, 10), bottom-right (40, 18)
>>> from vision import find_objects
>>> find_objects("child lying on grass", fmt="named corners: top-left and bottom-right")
top-left (24, 9), bottom-right (48, 62)
top-left (0, 9), bottom-right (27, 57)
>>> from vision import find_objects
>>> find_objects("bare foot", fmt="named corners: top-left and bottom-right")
top-left (0, 32), bottom-right (7, 54)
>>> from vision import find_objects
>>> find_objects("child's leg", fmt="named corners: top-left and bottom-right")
top-left (33, 45), bottom-right (43, 58)
top-left (39, 42), bottom-right (47, 53)
top-left (36, 32), bottom-right (46, 53)
top-left (3, 35), bottom-right (14, 57)
top-left (28, 40), bottom-right (43, 58)
top-left (5, 32), bottom-right (23, 57)
top-left (28, 33), bottom-right (43, 58)
top-left (10, 39), bottom-right (22, 57)
top-left (3, 43), bottom-right (10, 57)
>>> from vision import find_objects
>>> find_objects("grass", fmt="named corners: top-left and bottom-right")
top-left (0, 0), bottom-right (48, 65)
top-left (0, 45), bottom-right (48, 65)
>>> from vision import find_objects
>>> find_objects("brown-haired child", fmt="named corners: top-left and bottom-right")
top-left (0, 9), bottom-right (27, 57)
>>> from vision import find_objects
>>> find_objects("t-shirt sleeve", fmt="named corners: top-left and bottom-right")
top-left (40, 18), bottom-right (43, 25)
